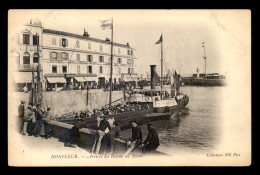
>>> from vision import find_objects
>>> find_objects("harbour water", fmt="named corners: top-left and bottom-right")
top-left (120, 86), bottom-right (226, 155)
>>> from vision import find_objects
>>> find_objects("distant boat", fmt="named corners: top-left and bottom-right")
top-left (181, 42), bottom-right (228, 86)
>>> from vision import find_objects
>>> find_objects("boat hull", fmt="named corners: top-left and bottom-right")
top-left (58, 95), bottom-right (189, 130)
top-left (182, 78), bottom-right (227, 86)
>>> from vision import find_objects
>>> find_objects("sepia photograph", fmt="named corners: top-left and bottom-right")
top-left (8, 9), bottom-right (251, 166)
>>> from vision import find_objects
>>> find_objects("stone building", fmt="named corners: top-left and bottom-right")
top-left (11, 20), bottom-right (138, 91)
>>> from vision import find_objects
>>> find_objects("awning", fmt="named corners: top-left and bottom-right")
top-left (46, 77), bottom-right (66, 83)
top-left (122, 75), bottom-right (139, 82)
top-left (74, 77), bottom-right (87, 82)
top-left (13, 72), bottom-right (33, 83)
top-left (84, 76), bottom-right (97, 82)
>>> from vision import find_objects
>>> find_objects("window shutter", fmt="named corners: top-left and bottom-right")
top-left (59, 38), bottom-right (62, 46)
top-left (66, 53), bottom-right (69, 60)
top-left (66, 39), bottom-right (68, 47)
top-left (91, 55), bottom-right (93, 62)
top-left (50, 51), bottom-right (52, 59)
top-left (57, 52), bottom-right (60, 59)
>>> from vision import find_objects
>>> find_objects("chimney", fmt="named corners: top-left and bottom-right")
top-left (83, 29), bottom-right (90, 37)
top-left (126, 42), bottom-right (129, 46)
top-left (150, 65), bottom-right (156, 89)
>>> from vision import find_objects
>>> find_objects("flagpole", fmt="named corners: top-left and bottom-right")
top-left (203, 42), bottom-right (207, 79)
top-left (109, 18), bottom-right (113, 109)
top-left (161, 34), bottom-right (163, 99)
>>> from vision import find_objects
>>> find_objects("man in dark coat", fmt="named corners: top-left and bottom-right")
top-left (142, 123), bottom-right (160, 154)
top-left (91, 116), bottom-right (111, 154)
top-left (18, 101), bottom-right (25, 133)
top-left (123, 121), bottom-right (142, 156)
top-left (103, 121), bottom-right (121, 155)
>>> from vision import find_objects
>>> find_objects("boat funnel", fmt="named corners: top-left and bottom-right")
top-left (150, 65), bottom-right (156, 89)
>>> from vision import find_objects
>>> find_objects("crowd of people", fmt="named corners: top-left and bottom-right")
top-left (18, 101), bottom-right (52, 139)
top-left (18, 100), bottom-right (160, 155)
top-left (88, 118), bottom-right (160, 156)
top-left (72, 103), bottom-right (153, 119)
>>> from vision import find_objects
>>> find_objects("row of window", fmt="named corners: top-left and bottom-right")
top-left (51, 65), bottom-right (132, 75)
top-left (22, 52), bottom-right (39, 64)
top-left (51, 65), bottom-right (97, 74)
top-left (51, 37), bottom-right (133, 56)
top-left (50, 51), bottom-right (126, 64)
top-left (23, 34), bottom-right (134, 57)
top-left (23, 34), bottom-right (39, 45)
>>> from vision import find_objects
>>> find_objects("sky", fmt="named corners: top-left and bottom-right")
top-left (9, 10), bottom-right (250, 77)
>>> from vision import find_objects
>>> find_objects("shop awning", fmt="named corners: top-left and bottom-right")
top-left (46, 77), bottom-right (66, 83)
top-left (13, 72), bottom-right (33, 83)
top-left (84, 76), bottom-right (97, 82)
top-left (122, 75), bottom-right (139, 82)
top-left (74, 77), bottom-right (87, 82)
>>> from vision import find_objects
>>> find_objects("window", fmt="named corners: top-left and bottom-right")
top-left (99, 66), bottom-right (103, 74)
top-left (23, 53), bottom-right (30, 64)
top-left (131, 50), bottom-right (133, 56)
top-left (88, 66), bottom-right (92, 74)
top-left (23, 34), bottom-right (30, 44)
top-left (99, 56), bottom-right (104, 62)
top-left (127, 50), bottom-right (130, 55)
top-left (100, 45), bottom-right (103, 51)
top-left (33, 35), bottom-right (39, 45)
top-left (118, 48), bottom-right (120, 54)
top-left (61, 52), bottom-right (67, 60)
top-left (61, 38), bottom-right (68, 47)
top-left (77, 65), bottom-right (80, 74)
top-left (51, 52), bottom-right (57, 60)
top-left (88, 43), bottom-right (91, 49)
top-left (52, 37), bottom-right (56, 45)
top-left (76, 41), bottom-right (80, 48)
top-left (87, 55), bottom-right (93, 62)
top-left (77, 54), bottom-right (80, 61)
top-left (118, 58), bottom-right (122, 64)
top-left (62, 66), bottom-right (67, 73)
top-left (33, 53), bottom-right (38, 63)
top-left (52, 66), bottom-right (57, 73)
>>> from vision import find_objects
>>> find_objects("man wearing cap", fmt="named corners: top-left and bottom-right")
top-left (123, 121), bottom-right (142, 156)
top-left (91, 116), bottom-right (111, 155)
top-left (18, 101), bottom-right (25, 133)
top-left (142, 123), bottom-right (160, 154)
top-left (22, 105), bottom-right (33, 135)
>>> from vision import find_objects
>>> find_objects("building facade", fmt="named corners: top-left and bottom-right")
top-left (11, 20), bottom-right (137, 91)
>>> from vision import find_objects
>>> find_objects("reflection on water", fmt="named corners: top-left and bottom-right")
top-left (120, 86), bottom-right (225, 154)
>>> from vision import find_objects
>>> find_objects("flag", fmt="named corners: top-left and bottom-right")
top-left (100, 19), bottom-right (112, 30)
top-left (155, 35), bottom-right (163, 44)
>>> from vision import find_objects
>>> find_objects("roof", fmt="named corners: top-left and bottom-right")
top-left (43, 28), bottom-right (134, 49)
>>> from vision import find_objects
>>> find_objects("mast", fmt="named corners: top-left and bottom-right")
top-left (202, 42), bottom-right (207, 79)
top-left (109, 18), bottom-right (114, 109)
top-left (36, 33), bottom-right (42, 106)
top-left (161, 34), bottom-right (163, 99)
